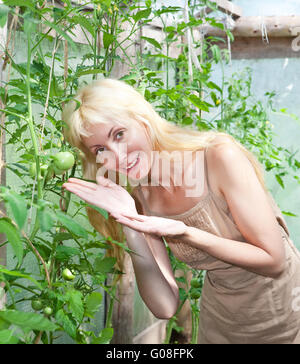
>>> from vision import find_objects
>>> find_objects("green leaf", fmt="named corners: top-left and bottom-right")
top-left (132, 8), bottom-right (151, 22)
top-left (0, 310), bottom-right (57, 331)
top-left (206, 81), bottom-right (222, 93)
top-left (94, 257), bottom-right (116, 274)
top-left (103, 32), bottom-right (114, 49)
top-left (0, 265), bottom-right (42, 290)
top-left (188, 94), bottom-right (210, 112)
top-left (52, 232), bottom-right (73, 242)
top-left (211, 44), bottom-right (221, 63)
top-left (71, 15), bottom-right (95, 37)
top-left (43, 19), bottom-right (76, 51)
top-left (141, 36), bottom-right (162, 50)
top-left (0, 218), bottom-right (23, 265)
top-left (0, 329), bottom-right (19, 344)
top-left (282, 211), bottom-right (298, 217)
top-left (0, 5), bottom-right (10, 28)
top-left (3, 0), bottom-right (35, 11)
top-left (275, 174), bottom-right (285, 189)
top-left (85, 292), bottom-right (103, 318)
top-left (23, 12), bottom-right (36, 35)
top-left (1, 189), bottom-right (28, 230)
top-left (37, 207), bottom-right (54, 233)
top-left (92, 327), bottom-right (113, 344)
top-left (55, 309), bottom-right (77, 339)
top-left (66, 289), bottom-right (84, 322)
top-left (56, 212), bottom-right (88, 239)
top-left (55, 246), bottom-right (81, 261)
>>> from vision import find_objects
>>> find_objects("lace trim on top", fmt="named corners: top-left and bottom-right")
top-left (145, 190), bottom-right (228, 219)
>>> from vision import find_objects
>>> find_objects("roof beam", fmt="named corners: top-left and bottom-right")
top-left (202, 16), bottom-right (300, 38)
top-left (204, 0), bottom-right (243, 20)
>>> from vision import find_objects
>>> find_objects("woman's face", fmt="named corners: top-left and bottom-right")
top-left (82, 121), bottom-right (153, 181)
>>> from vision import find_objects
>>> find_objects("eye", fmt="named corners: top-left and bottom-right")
top-left (95, 147), bottom-right (106, 155)
top-left (115, 130), bottom-right (124, 140)
top-left (94, 130), bottom-right (125, 156)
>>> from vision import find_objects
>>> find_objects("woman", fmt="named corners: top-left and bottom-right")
top-left (61, 78), bottom-right (300, 344)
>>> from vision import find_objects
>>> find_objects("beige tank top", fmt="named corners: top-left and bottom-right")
top-left (135, 148), bottom-right (300, 344)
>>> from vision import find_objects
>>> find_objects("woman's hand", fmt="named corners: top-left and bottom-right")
top-left (62, 176), bottom-right (138, 218)
top-left (114, 212), bottom-right (188, 239)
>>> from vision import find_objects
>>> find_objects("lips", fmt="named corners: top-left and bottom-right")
top-left (126, 153), bottom-right (140, 170)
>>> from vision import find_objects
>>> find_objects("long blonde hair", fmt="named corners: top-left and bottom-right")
top-left (61, 78), bottom-right (268, 272)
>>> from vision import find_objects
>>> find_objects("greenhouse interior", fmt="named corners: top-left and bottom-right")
top-left (0, 0), bottom-right (300, 345)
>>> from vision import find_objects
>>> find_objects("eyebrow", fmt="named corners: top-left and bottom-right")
top-left (90, 126), bottom-right (115, 149)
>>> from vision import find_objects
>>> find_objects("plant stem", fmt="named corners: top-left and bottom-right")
top-left (105, 275), bottom-right (119, 329)
top-left (164, 296), bottom-right (187, 344)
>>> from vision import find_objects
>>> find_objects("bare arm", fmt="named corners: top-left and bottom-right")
top-left (179, 141), bottom-right (286, 278)
top-left (123, 226), bottom-right (179, 320)
top-left (61, 176), bottom-right (179, 319)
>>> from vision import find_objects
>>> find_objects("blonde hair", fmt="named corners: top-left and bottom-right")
top-left (61, 78), bottom-right (268, 272)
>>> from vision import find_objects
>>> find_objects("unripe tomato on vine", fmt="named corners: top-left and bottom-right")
top-left (62, 268), bottom-right (75, 281)
top-left (31, 299), bottom-right (43, 311)
top-left (53, 151), bottom-right (75, 172)
top-left (43, 307), bottom-right (53, 316)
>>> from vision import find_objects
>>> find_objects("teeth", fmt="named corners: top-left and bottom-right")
top-left (127, 156), bottom-right (139, 169)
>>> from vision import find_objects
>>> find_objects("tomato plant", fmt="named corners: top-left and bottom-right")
top-left (0, 0), bottom-right (125, 344)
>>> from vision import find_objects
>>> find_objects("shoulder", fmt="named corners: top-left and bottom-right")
top-left (205, 135), bottom-right (243, 197)
top-left (206, 134), bottom-right (239, 161)
top-left (206, 135), bottom-right (249, 174)
top-left (206, 135), bottom-right (264, 201)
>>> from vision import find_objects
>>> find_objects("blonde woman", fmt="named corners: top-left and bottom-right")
top-left (61, 78), bottom-right (300, 344)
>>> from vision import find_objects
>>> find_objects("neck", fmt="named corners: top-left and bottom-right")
top-left (146, 151), bottom-right (188, 193)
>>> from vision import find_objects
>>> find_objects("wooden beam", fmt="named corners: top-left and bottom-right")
top-left (216, 36), bottom-right (300, 59)
top-left (203, 16), bottom-right (300, 38)
top-left (202, 0), bottom-right (243, 20)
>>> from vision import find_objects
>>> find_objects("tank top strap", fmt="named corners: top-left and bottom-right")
top-left (204, 146), bottom-right (211, 193)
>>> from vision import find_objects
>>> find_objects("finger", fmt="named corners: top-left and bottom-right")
top-left (96, 175), bottom-right (120, 189)
top-left (116, 216), bottom-right (142, 227)
top-left (67, 178), bottom-right (98, 190)
top-left (63, 184), bottom-right (95, 199)
top-left (121, 213), bottom-right (145, 221)
top-left (96, 175), bottom-right (112, 186)
top-left (62, 185), bottom-right (95, 205)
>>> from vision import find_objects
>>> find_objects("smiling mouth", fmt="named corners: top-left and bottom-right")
top-left (126, 153), bottom-right (140, 171)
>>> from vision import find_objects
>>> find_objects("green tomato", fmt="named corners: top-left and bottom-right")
top-left (29, 163), bottom-right (53, 181)
top-left (54, 152), bottom-right (75, 171)
top-left (62, 268), bottom-right (75, 281)
top-left (45, 165), bottom-right (55, 181)
top-left (190, 288), bottom-right (201, 300)
top-left (190, 278), bottom-right (201, 289)
top-left (31, 299), bottom-right (43, 311)
top-left (53, 164), bottom-right (65, 176)
top-left (41, 164), bottom-right (55, 181)
top-left (43, 307), bottom-right (53, 316)
top-left (29, 162), bottom-right (37, 177)
top-left (40, 164), bottom-right (47, 176)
